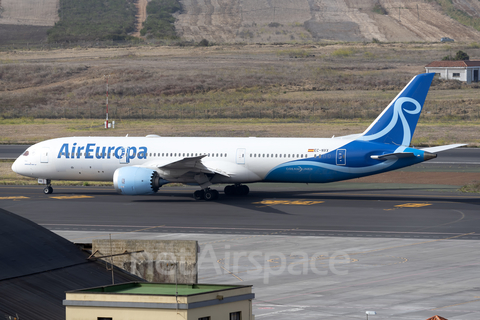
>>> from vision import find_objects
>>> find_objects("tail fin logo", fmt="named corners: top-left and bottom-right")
top-left (361, 97), bottom-right (421, 146)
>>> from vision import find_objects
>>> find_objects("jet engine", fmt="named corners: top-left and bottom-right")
top-left (113, 167), bottom-right (168, 195)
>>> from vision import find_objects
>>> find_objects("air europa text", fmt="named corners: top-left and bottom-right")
top-left (57, 143), bottom-right (148, 161)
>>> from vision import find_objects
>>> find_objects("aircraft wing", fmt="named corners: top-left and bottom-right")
top-left (140, 156), bottom-right (231, 177)
top-left (421, 144), bottom-right (467, 153)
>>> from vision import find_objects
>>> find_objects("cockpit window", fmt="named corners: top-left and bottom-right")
top-left (23, 151), bottom-right (29, 156)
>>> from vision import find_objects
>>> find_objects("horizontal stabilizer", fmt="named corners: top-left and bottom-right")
top-left (421, 144), bottom-right (467, 153)
top-left (371, 152), bottom-right (415, 160)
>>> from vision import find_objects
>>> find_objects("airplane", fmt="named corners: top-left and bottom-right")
top-left (12, 73), bottom-right (465, 200)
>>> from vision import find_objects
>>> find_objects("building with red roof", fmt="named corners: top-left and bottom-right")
top-left (425, 60), bottom-right (480, 83)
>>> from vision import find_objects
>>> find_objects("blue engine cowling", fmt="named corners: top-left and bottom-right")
top-left (113, 167), bottom-right (168, 195)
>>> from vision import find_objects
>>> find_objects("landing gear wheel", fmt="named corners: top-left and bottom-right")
top-left (224, 185), bottom-right (234, 195)
top-left (43, 186), bottom-right (53, 194)
top-left (193, 190), bottom-right (204, 200)
top-left (204, 190), bottom-right (215, 201)
top-left (239, 185), bottom-right (249, 195)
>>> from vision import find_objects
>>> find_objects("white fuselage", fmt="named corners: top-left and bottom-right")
top-left (12, 136), bottom-right (349, 184)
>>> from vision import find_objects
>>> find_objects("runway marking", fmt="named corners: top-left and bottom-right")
top-left (64, 225), bottom-right (166, 242)
top-left (395, 203), bottom-right (432, 208)
top-left (0, 196), bottom-right (29, 200)
top-left (253, 200), bottom-right (324, 207)
top-left (431, 298), bottom-right (480, 310)
top-left (50, 195), bottom-right (94, 199)
top-left (311, 191), bottom-right (480, 200)
top-left (384, 202), bottom-right (432, 211)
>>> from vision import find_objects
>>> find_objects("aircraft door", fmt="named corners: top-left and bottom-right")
top-left (117, 147), bottom-right (128, 164)
top-left (40, 147), bottom-right (49, 163)
top-left (336, 149), bottom-right (346, 166)
top-left (236, 148), bottom-right (246, 164)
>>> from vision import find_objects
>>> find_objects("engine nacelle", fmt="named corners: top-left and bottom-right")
top-left (113, 167), bottom-right (168, 195)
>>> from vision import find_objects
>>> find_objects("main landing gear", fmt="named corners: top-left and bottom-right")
top-left (43, 179), bottom-right (53, 194)
top-left (192, 184), bottom-right (250, 201)
top-left (224, 184), bottom-right (249, 196)
top-left (193, 188), bottom-right (219, 201)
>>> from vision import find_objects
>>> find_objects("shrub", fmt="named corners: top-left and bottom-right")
top-left (268, 22), bottom-right (282, 28)
top-left (372, 3), bottom-right (387, 15)
top-left (442, 50), bottom-right (469, 61)
top-left (140, 0), bottom-right (182, 39)
top-left (198, 39), bottom-right (209, 47)
top-left (47, 0), bottom-right (137, 42)
top-left (331, 48), bottom-right (356, 57)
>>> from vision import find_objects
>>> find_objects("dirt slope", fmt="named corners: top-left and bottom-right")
top-left (0, 0), bottom-right (479, 43)
top-left (0, 0), bottom-right (59, 26)
top-left (175, 0), bottom-right (480, 42)
top-left (132, 0), bottom-right (149, 37)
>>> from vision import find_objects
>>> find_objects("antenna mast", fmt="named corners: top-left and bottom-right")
top-left (104, 75), bottom-right (110, 129)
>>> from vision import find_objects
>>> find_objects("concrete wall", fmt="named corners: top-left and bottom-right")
top-left (426, 67), bottom-right (469, 82)
top-left (92, 239), bottom-right (198, 283)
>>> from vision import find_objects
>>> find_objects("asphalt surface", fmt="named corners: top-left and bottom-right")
top-left (2, 147), bottom-right (480, 320)
top-left (1, 184), bottom-right (479, 240)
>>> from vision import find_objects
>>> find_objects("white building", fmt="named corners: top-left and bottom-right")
top-left (425, 60), bottom-right (480, 83)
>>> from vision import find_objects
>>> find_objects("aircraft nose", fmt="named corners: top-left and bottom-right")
top-left (11, 158), bottom-right (19, 173)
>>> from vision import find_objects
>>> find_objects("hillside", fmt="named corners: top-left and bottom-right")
top-left (0, 0), bottom-right (480, 44)
top-left (175, 0), bottom-right (480, 42)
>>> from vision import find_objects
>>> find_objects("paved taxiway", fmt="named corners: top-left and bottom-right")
top-left (1, 183), bottom-right (480, 319)
top-left (1, 184), bottom-right (480, 239)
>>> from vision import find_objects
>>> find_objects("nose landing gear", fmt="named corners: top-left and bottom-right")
top-left (42, 179), bottom-right (53, 194)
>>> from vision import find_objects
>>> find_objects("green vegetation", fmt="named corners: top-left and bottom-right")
top-left (459, 181), bottom-right (480, 193)
top-left (268, 22), bottom-right (282, 28)
top-left (434, 0), bottom-right (480, 32)
top-left (442, 50), bottom-right (470, 60)
top-left (372, 3), bottom-right (387, 15)
top-left (140, 0), bottom-right (182, 39)
top-left (198, 39), bottom-right (209, 47)
top-left (331, 47), bottom-right (356, 57)
top-left (47, 0), bottom-right (137, 42)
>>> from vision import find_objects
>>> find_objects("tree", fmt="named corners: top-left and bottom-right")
top-left (454, 50), bottom-right (469, 60)
top-left (442, 50), bottom-right (470, 61)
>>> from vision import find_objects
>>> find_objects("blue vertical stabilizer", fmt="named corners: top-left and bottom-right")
top-left (357, 73), bottom-right (435, 146)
